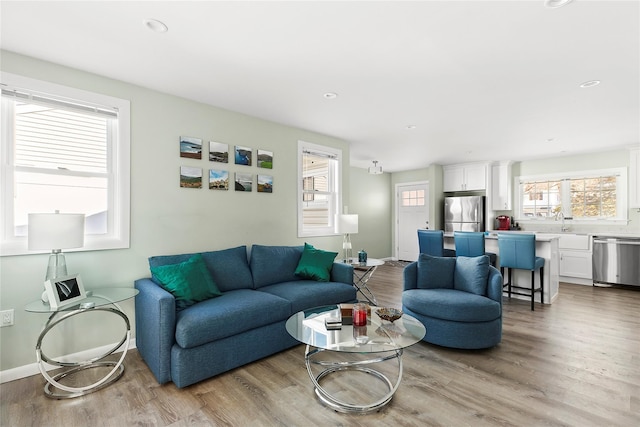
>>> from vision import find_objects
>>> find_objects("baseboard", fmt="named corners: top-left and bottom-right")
top-left (0, 338), bottom-right (136, 384)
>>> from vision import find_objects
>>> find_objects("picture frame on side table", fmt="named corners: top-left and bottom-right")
top-left (44, 274), bottom-right (86, 310)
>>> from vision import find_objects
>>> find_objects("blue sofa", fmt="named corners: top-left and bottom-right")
top-left (134, 245), bottom-right (357, 388)
top-left (402, 254), bottom-right (503, 349)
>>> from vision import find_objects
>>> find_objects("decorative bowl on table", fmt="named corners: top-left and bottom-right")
top-left (375, 307), bottom-right (403, 323)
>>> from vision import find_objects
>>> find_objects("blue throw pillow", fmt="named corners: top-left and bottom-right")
top-left (416, 253), bottom-right (456, 289)
top-left (454, 255), bottom-right (490, 295)
top-left (294, 243), bottom-right (338, 282)
top-left (150, 253), bottom-right (222, 310)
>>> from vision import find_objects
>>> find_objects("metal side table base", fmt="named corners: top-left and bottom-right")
top-left (36, 306), bottom-right (131, 399)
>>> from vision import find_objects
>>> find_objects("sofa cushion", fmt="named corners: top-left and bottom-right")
top-left (174, 289), bottom-right (291, 349)
top-left (294, 243), bottom-right (338, 282)
top-left (200, 246), bottom-right (254, 292)
top-left (402, 288), bottom-right (500, 322)
top-left (417, 254), bottom-right (455, 289)
top-left (258, 280), bottom-right (357, 313)
top-left (250, 245), bottom-right (304, 288)
top-left (454, 255), bottom-right (490, 295)
top-left (149, 246), bottom-right (253, 292)
top-left (150, 254), bottom-right (222, 311)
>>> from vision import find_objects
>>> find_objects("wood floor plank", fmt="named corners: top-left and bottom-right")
top-left (2, 262), bottom-right (639, 426)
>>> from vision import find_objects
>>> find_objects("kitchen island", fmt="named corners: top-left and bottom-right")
top-left (444, 232), bottom-right (560, 304)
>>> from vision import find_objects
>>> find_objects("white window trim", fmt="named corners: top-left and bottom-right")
top-left (297, 140), bottom-right (342, 238)
top-left (0, 72), bottom-right (130, 256)
top-left (515, 167), bottom-right (628, 225)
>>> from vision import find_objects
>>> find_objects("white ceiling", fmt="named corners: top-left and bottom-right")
top-left (1, 0), bottom-right (638, 172)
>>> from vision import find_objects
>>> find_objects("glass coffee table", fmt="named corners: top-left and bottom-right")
top-left (285, 304), bottom-right (426, 413)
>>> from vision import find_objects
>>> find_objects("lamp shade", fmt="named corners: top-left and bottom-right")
top-left (28, 213), bottom-right (85, 250)
top-left (338, 214), bottom-right (359, 234)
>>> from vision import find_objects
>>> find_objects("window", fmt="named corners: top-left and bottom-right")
top-left (297, 141), bottom-right (341, 237)
top-left (516, 168), bottom-right (627, 222)
top-left (1, 73), bottom-right (130, 255)
top-left (401, 189), bottom-right (425, 207)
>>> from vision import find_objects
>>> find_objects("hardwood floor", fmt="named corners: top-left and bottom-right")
top-left (2, 262), bottom-right (639, 426)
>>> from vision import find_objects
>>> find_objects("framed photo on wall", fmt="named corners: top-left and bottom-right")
top-left (209, 141), bottom-right (229, 163)
top-left (180, 166), bottom-right (202, 188)
top-left (44, 274), bottom-right (86, 310)
top-left (180, 136), bottom-right (202, 160)
top-left (234, 173), bottom-right (252, 192)
top-left (257, 175), bottom-right (273, 193)
top-left (257, 149), bottom-right (273, 169)
top-left (234, 146), bottom-right (252, 166)
top-left (209, 169), bottom-right (229, 190)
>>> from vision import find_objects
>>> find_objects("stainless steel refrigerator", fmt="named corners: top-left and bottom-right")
top-left (444, 196), bottom-right (485, 232)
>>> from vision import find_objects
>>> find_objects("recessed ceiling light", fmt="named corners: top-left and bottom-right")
top-left (580, 80), bottom-right (601, 88)
top-left (323, 92), bottom-right (338, 99)
top-left (143, 18), bottom-right (168, 33)
top-left (544, 0), bottom-right (573, 9)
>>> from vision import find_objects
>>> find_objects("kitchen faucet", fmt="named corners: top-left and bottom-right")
top-left (555, 211), bottom-right (572, 232)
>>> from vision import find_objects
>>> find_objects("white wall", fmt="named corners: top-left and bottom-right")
top-left (0, 51), bottom-right (359, 372)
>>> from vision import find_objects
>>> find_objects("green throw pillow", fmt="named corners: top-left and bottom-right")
top-left (150, 253), bottom-right (222, 310)
top-left (294, 243), bottom-right (338, 282)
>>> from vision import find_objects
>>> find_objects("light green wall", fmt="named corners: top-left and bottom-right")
top-left (0, 51), bottom-right (360, 371)
top-left (348, 168), bottom-right (392, 259)
top-left (389, 165), bottom-right (444, 258)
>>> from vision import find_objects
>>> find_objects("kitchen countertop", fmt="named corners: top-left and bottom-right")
top-left (445, 231), bottom-right (640, 239)
top-left (444, 231), bottom-right (559, 241)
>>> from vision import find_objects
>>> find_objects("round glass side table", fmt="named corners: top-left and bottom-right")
top-left (24, 287), bottom-right (138, 399)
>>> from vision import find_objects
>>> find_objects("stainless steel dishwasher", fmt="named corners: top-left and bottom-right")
top-left (592, 236), bottom-right (640, 287)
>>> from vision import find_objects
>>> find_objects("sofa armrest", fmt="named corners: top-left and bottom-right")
top-left (403, 262), bottom-right (418, 291)
top-left (486, 266), bottom-right (503, 304)
top-left (330, 262), bottom-right (354, 285)
top-left (134, 278), bottom-right (176, 384)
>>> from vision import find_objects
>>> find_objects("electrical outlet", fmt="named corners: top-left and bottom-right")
top-left (1, 309), bottom-right (14, 327)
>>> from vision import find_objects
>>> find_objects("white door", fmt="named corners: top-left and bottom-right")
top-left (397, 182), bottom-right (429, 261)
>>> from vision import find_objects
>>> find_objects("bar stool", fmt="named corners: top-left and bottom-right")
top-left (417, 229), bottom-right (456, 257)
top-left (497, 233), bottom-right (544, 311)
top-left (453, 231), bottom-right (497, 267)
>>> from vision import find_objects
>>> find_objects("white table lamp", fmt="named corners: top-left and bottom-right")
top-left (28, 212), bottom-right (85, 281)
top-left (338, 214), bottom-right (358, 263)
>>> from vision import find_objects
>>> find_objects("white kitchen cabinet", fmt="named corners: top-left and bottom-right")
top-left (630, 147), bottom-right (640, 209)
top-left (443, 163), bottom-right (487, 192)
top-left (491, 161), bottom-right (512, 210)
top-left (558, 234), bottom-right (592, 281)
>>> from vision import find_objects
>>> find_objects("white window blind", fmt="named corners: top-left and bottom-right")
top-left (1, 73), bottom-right (130, 255)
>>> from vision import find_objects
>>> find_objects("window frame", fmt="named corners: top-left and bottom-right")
top-left (297, 140), bottom-right (342, 238)
top-left (515, 167), bottom-right (628, 224)
top-left (1, 72), bottom-right (130, 256)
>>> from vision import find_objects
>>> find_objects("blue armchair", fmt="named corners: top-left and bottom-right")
top-left (402, 254), bottom-right (503, 349)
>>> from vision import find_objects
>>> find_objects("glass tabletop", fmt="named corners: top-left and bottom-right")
top-left (285, 304), bottom-right (426, 353)
top-left (25, 287), bottom-right (139, 313)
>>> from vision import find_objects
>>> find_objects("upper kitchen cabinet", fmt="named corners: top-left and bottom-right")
top-left (630, 147), bottom-right (640, 209)
top-left (443, 162), bottom-right (488, 192)
top-left (491, 161), bottom-right (513, 211)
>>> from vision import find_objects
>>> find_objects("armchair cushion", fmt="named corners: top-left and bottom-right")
top-left (403, 288), bottom-right (501, 322)
top-left (454, 255), bottom-right (490, 296)
top-left (417, 254), bottom-right (455, 289)
top-left (294, 243), bottom-right (338, 282)
top-left (150, 254), bottom-right (222, 311)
